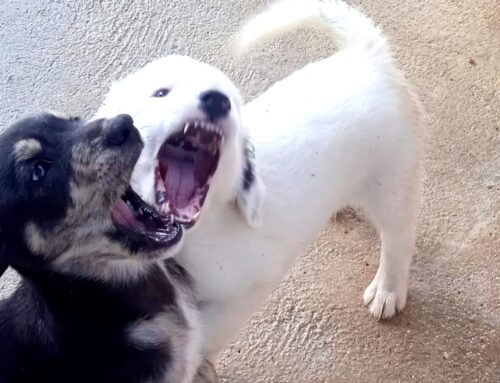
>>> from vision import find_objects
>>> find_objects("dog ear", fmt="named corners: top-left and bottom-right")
top-left (236, 138), bottom-right (265, 228)
top-left (237, 177), bottom-right (265, 228)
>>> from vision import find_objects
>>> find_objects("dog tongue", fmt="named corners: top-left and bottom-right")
top-left (162, 158), bottom-right (197, 208)
top-left (111, 199), bottom-right (145, 231)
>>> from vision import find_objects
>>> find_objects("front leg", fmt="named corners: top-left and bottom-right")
top-left (359, 172), bottom-right (421, 319)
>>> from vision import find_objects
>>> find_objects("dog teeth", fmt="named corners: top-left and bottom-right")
top-left (160, 202), bottom-right (171, 215)
top-left (182, 121), bottom-right (224, 142)
top-left (193, 209), bottom-right (201, 220)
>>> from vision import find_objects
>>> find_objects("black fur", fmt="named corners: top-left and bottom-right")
top-left (242, 138), bottom-right (256, 191)
top-left (0, 113), bottom-right (196, 383)
top-left (0, 264), bottom-right (177, 383)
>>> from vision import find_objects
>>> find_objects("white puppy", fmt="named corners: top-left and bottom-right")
top-left (95, 0), bottom-right (424, 360)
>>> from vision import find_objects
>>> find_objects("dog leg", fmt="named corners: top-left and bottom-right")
top-left (193, 359), bottom-right (219, 383)
top-left (358, 172), bottom-right (420, 319)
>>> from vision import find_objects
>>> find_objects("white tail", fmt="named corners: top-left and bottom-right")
top-left (235, 0), bottom-right (388, 57)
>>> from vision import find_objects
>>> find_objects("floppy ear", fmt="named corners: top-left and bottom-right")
top-left (237, 177), bottom-right (265, 228)
top-left (236, 138), bottom-right (265, 228)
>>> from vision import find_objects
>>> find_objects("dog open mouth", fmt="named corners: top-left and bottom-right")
top-left (111, 187), bottom-right (182, 249)
top-left (154, 120), bottom-right (223, 227)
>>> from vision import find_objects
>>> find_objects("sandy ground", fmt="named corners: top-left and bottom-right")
top-left (0, 0), bottom-right (499, 382)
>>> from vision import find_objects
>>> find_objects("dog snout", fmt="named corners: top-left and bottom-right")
top-left (105, 114), bottom-right (137, 146)
top-left (199, 90), bottom-right (231, 121)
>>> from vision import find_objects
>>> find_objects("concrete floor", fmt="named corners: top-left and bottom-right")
top-left (0, 0), bottom-right (498, 382)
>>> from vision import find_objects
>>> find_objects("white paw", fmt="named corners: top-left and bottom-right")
top-left (363, 274), bottom-right (408, 320)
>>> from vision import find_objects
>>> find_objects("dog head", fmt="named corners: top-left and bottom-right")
top-left (0, 113), bottom-right (182, 281)
top-left (94, 55), bottom-right (255, 229)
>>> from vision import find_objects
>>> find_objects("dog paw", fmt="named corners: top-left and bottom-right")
top-left (363, 274), bottom-right (407, 320)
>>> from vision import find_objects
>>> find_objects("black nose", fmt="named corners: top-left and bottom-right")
top-left (199, 90), bottom-right (231, 121)
top-left (105, 114), bottom-right (134, 146)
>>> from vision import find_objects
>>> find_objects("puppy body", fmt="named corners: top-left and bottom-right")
top-left (0, 261), bottom-right (199, 383)
top-left (186, 0), bottom-right (422, 357)
top-left (0, 115), bottom-right (210, 382)
top-left (97, 0), bottom-right (423, 360)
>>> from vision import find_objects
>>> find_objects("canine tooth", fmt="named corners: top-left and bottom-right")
top-left (158, 198), bottom-right (170, 211)
top-left (184, 123), bottom-right (190, 134)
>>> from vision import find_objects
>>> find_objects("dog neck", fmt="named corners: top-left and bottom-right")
top-left (18, 261), bottom-right (178, 330)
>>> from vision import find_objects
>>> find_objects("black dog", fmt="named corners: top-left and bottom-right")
top-left (0, 113), bottom-right (217, 383)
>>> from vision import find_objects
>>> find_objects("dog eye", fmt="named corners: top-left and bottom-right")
top-left (152, 88), bottom-right (170, 98)
top-left (32, 160), bottom-right (52, 182)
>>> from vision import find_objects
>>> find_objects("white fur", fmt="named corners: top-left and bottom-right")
top-left (96, 0), bottom-right (424, 360)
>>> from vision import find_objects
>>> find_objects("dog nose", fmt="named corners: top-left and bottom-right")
top-left (199, 90), bottom-right (231, 121)
top-left (105, 114), bottom-right (134, 146)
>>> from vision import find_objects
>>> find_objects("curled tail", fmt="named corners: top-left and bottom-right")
top-left (235, 0), bottom-right (389, 57)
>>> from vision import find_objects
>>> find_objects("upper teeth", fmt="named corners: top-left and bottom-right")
top-left (184, 121), bottom-right (223, 137)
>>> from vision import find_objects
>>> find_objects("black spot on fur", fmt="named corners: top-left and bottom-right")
top-left (242, 139), bottom-right (256, 191)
